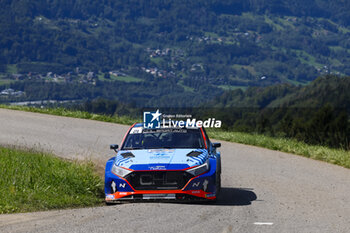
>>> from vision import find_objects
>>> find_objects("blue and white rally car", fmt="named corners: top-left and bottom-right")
top-left (104, 123), bottom-right (221, 202)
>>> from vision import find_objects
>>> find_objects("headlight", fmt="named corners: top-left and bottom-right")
top-left (186, 160), bottom-right (210, 176)
top-left (112, 164), bottom-right (132, 177)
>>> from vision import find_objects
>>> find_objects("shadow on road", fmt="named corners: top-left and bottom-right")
top-left (213, 187), bottom-right (257, 206)
top-left (173, 187), bottom-right (257, 206)
top-left (107, 187), bottom-right (257, 206)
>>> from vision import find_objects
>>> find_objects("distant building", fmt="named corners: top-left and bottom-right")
top-left (0, 88), bottom-right (25, 97)
top-left (0, 88), bottom-right (14, 95)
top-left (87, 72), bottom-right (95, 79)
top-left (109, 71), bottom-right (126, 77)
top-left (12, 74), bottom-right (23, 80)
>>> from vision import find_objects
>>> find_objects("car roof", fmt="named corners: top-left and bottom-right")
top-left (134, 123), bottom-right (144, 127)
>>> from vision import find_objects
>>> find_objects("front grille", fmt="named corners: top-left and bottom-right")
top-left (125, 171), bottom-right (194, 190)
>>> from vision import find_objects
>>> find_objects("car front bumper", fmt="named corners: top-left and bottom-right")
top-left (104, 158), bottom-right (218, 202)
top-left (105, 189), bottom-right (216, 202)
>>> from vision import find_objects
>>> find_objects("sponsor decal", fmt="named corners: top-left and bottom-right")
top-left (203, 179), bottom-right (209, 191)
top-left (149, 165), bottom-right (166, 170)
top-left (130, 127), bottom-right (143, 134)
top-left (150, 154), bottom-right (171, 159)
top-left (143, 194), bottom-right (176, 199)
top-left (192, 182), bottom-right (201, 187)
top-left (205, 193), bottom-right (216, 198)
top-left (148, 149), bottom-right (174, 152)
top-left (144, 128), bottom-right (187, 133)
top-left (191, 190), bottom-right (201, 194)
top-left (119, 183), bottom-right (126, 188)
top-left (149, 151), bottom-right (171, 160)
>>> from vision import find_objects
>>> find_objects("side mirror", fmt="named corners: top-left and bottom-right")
top-left (110, 144), bottom-right (118, 153)
top-left (212, 142), bottom-right (221, 148)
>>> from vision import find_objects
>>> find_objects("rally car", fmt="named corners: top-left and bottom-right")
top-left (104, 123), bottom-right (221, 202)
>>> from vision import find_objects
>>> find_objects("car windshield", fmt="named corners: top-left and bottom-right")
top-left (122, 128), bottom-right (205, 150)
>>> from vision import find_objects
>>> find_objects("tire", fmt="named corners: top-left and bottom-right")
top-left (216, 170), bottom-right (221, 196)
top-left (106, 201), bottom-right (115, 206)
top-left (215, 158), bottom-right (221, 197)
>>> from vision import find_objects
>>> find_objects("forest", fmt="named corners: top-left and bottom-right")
top-left (205, 75), bottom-right (350, 149)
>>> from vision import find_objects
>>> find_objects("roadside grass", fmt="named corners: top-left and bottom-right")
top-left (0, 147), bottom-right (104, 214)
top-left (207, 129), bottom-right (350, 169)
top-left (1, 105), bottom-right (349, 169)
top-left (0, 105), bottom-right (137, 125)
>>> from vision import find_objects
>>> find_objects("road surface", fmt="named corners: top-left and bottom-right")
top-left (0, 108), bottom-right (349, 233)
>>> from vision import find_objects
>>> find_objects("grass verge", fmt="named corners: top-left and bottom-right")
top-left (0, 105), bottom-right (137, 125)
top-left (207, 129), bottom-right (350, 169)
top-left (1, 105), bottom-right (349, 169)
top-left (0, 146), bottom-right (104, 214)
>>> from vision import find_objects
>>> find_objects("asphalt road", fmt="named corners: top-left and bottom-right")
top-left (0, 108), bottom-right (349, 233)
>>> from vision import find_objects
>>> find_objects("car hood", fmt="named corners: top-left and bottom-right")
top-left (115, 148), bottom-right (208, 170)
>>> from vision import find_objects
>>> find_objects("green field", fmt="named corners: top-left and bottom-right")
top-left (207, 129), bottom-right (350, 169)
top-left (113, 75), bottom-right (142, 83)
top-left (6, 64), bottom-right (18, 74)
top-left (218, 85), bottom-right (248, 91)
top-left (98, 73), bottom-right (142, 83)
top-left (0, 78), bottom-right (14, 85)
top-left (0, 147), bottom-right (103, 214)
top-left (178, 80), bottom-right (195, 92)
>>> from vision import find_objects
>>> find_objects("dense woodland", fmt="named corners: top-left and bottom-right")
top-left (205, 76), bottom-right (350, 149)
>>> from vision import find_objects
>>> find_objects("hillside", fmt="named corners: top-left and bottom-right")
top-left (1, 0), bottom-right (350, 98)
top-left (212, 75), bottom-right (350, 109)
top-left (207, 75), bottom-right (350, 148)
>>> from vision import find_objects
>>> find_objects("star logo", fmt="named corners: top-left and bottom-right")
top-left (151, 109), bottom-right (161, 122)
top-left (143, 109), bottom-right (162, 129)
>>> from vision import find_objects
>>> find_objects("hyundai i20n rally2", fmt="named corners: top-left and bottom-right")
top-left (104, 123), bottom-right (221, 202)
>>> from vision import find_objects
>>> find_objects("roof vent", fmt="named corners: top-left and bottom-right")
top-left (121, 152), bottom-right (135, 158)
top-left (186, 151), bottom-right (202, 157)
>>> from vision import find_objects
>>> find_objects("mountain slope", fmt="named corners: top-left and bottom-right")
top-left (1, 0), bottom-right (350, 88)
top-left (211, 75), bottom-right (350, 109)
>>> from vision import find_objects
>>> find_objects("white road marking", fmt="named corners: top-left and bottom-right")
top-left (254, 222), bottom-right (274, 226)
